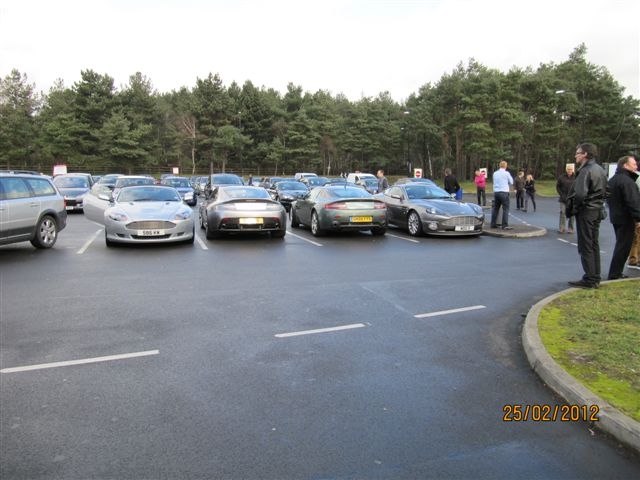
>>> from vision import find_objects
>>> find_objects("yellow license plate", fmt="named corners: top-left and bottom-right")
top-left (351, 216), bottom-right (373, 223)
top-left (239, 217), bottom-right (264, 225)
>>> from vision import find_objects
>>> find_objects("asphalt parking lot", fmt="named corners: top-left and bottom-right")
top-left (1, 195), bottom-right (639, 479)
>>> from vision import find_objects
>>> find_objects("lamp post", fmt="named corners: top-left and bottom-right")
top-left (237, 111), bottom-right (243, 173)
top-left (403, 110), bottom-right (411, 176)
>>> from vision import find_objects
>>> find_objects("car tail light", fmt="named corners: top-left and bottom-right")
top-left (325, 202), bottom-right (349, 210)
top-left (373, 201), bottom-right (386, 209)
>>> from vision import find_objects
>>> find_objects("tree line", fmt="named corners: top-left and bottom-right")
top-left (1, 44), bottom-right (638, 181)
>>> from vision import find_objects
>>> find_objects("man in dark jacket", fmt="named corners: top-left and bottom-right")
top-left (566, 143), bottom-right (608, 288)
top-left (556, 163), bottom-right (576, 233)
top-left (443, 168), bottom-right (460, 196)
top-left (606, 155), bottom-right (640, 280)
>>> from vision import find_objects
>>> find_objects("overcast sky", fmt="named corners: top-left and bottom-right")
top-left (1, 0), bottom-right (638, 101)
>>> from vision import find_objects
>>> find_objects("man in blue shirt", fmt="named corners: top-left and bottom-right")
top-left (490, 160), bottom-right (514, 229)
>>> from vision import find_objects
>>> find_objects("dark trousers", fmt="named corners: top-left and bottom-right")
top-left (516, 190), bottom-right (524, 209)
top-left (490, 192), bottom-right (510, 227)
top-left (575, 208), bottom-right (602, 285)
top-left (476, 187), bottom-right (486, 206)
top-left (524, 191), bottom-right (536, 211)
top-left (608, 222), bottom-right (635, 279)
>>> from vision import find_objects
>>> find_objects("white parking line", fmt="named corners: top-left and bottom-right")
top-left (195, 234), bottom-right (209, 250)
top-left (286, 231), bottom-right (323, 247)
top-left (275, 323), bottom-right (367, 338)
top-left (414, 305), bottom-right (486, 318)
top-left (77, 229), bottom-right (103, 254)
top-left (557, 238), bottom-right (605, 253)
top-left (386, 233), bottom-right (420, 243)
top-left (0, 350), bottom-right (159, 374)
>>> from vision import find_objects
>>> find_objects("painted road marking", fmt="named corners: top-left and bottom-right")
top-left (286, 231), bottom-right (323, 247)
top-left (557, 238), bottom-right (605, 253)
top-left (414, 305), bottom-right (486, 319)
top-left (275, 323), bottom-right (366, 338)
top-left (77, 229), bottom-right (103, 254)
top-left (195, 234), bottom-right (209, 250)
top-left (1, 350), bottom-right (159, 374)
top-left (386, 233), bottom-right (420, 243)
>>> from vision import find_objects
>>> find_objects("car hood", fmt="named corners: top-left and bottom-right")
top-left (411, 198), bottom-right (479, 215)
top-left (110, 201), bottom-right (187, 219)
top-left (58, 187), bottom-right (90, 196)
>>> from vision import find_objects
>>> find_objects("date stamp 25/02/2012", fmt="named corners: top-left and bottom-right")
top-left (503, 404), bottom-right (600, 422)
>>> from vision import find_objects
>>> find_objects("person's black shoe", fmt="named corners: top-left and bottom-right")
top-left (607, 274), bottom-right (629, 280)
top-left (568, 280), bottom-right (599, 289)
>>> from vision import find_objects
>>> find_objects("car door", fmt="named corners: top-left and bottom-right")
top-left (0, 177), bottom-right (40, 242)
top-left (82, 185), bottom-right (112, 225)
top-left (293, 188), bottom-right (318, 226)
top-left (384, 186), bottom-right (406, 226)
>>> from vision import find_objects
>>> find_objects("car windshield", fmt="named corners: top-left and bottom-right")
top-left (361, 178), bottom-right (378, 187)
top-left (117, 187), bottom-right (181, 202)
top-left (328, 187), bottom-right (372, 198)
top-left (54, 176), bottom-right (89, 188)
top-left (212, 175), bottom-right (243, 185)
top-left (277, 182), bottom-right (307, 191)
top-left (222, 187), bottom-right (271, 200)
top-left (164, 178), bottom-right (190, 188)
top-left (97, 175), bottom-right (122, 186)
top-left (116, 177), bottom-right (155, 188)
top-left (405, 185), bottom-right (451, 199)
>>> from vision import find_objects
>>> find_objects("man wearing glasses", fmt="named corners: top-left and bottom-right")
top-left (566, 143), bottom-right (608, 288)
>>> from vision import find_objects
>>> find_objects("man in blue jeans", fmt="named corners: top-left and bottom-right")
top-left (490, 160), bottom-right (514, 230)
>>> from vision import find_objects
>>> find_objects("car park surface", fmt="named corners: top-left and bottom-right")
top-left (1, 195), bottom-right (639, 479)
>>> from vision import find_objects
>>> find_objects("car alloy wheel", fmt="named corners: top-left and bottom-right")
top-left (30, 215), bottom-right (58, 248)
top-left (310, 211), bottom-right (324, 237)
top-left (407, 211), bottom-right (423, 236)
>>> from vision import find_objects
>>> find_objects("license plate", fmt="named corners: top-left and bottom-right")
top-left (455, 225), bottom-right (475, 232)
top-left (138, 230), bottom-right (164, 236)
top-left (65, 206), bottom-right (74, 211)
top-left (351, 216), bottom-right (373, 223)
top-left (239, 217), bottom-right (263, 225)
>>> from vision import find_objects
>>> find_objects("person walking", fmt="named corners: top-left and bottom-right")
top-left (514, 170), bottom-right (525, 210)
top-left (566, 143), bottom-right (608, 289)
top-left (523, 173), bottom-right (536, 212)
top-left (605, 155), bottom-right (640, 280)
top-left (490, 161), bottom-right (514, 230)
top-left (556, 163), bottom-right (576, 233)
top-left (376, 169), bottom-right (389, 193)
top-left (474, 169), bottom-right (486, 206)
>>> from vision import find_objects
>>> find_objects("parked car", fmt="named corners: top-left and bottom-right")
top-left (83, 184), bottom-right (194, 246)
top-left (268, 180), bottom-right (309, 212)
top-left (203, 173), bottom-right (244, 198)
top-left (294, 172), bottom-right (318, 181)
top-left (379, 183), bottom-right (484, 236)
top-left (356, 177), bottom-right (380, 194)
top-left (346, 172), bottom-right (376, 184)
top-left (198, 185), bottom-right (287, 239)
top-left (52, 173), bottom-right (92, 212)
top-left (0, 173), bottom-right (67, 248)
top-left (160, 176), bottom-right (197, 206)
top-left (290, 185), bottom-right (387, 236)
top-left (95, 174), bottom-right (123, 190)
top-left (300, 176), bottom-right (330, 188)
top-left (195, 176), bottom-right (209, 196)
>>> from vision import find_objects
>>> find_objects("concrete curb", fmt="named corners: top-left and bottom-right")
top-left (522, 284), bottom-right (640, 453)
top-left (483, 226), bottom-right (547, 238)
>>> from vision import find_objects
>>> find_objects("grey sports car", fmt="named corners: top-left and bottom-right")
top-left (379, 183), bottom-right (484, 236)
top-left (83, 185), bottom-right (195, 246)
top-left (198, 185), bottom-right (287, 239)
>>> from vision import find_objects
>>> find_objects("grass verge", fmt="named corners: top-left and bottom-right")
top-left (538, 280), bottom-right (640, 421)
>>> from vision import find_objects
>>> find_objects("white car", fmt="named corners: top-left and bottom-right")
top-left (84, 184), bottom-right (194, 246)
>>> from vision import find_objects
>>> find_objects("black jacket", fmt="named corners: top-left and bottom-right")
top-left (606, 168), bottom-right (640, 225)
top-left (443, 175), bottom-right (460, 194)
top-left (567, 158), bottom-right (607, 215)
top-left (556, 172), bottom-right (576, 203)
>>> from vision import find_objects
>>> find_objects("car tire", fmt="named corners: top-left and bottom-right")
top-left (105, 230), bottom-right (117, 247)
top-left (199, 211), bottom-right (205, 230)
top-left (185, 228), bottom-right (195, 244)
top-left (371, 227), bottom-right (386, 236)
top-left (205, 220), bottom-right (221, 239)
top-left (407, 210), bottom-right (423, 236)
top-left (310, 211), bottom-right (325, 237)
top-left (30, 215), bottom-right (58, 249)
top-left (272, 229), bottom-right (286, 239)
top-left (290, 208), bottom-right (301, 228)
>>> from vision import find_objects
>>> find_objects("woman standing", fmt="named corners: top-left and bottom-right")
top-left (524, 173), bottom-right (536, 212)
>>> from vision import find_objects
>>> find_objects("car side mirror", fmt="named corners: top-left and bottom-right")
top-left (391, 194), bottom-right (402, 200)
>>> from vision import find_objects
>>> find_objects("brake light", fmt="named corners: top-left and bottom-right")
top-left (325, 202), bottom-right (349, 210)
top-left (373, 202), bottom-right (386, 209)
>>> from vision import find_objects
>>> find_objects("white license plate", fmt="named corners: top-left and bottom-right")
top-left (65, 206), bottom-right (74, 211)
top-left (239, 217), bottom-right (263, 225)
top-left (455, 225), bottom-right (475, 232)
top-left (138, 230), bottom-right (164, 236)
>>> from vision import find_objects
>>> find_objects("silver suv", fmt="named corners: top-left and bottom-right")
top-left (0, 173), bottom-right (67, 248)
